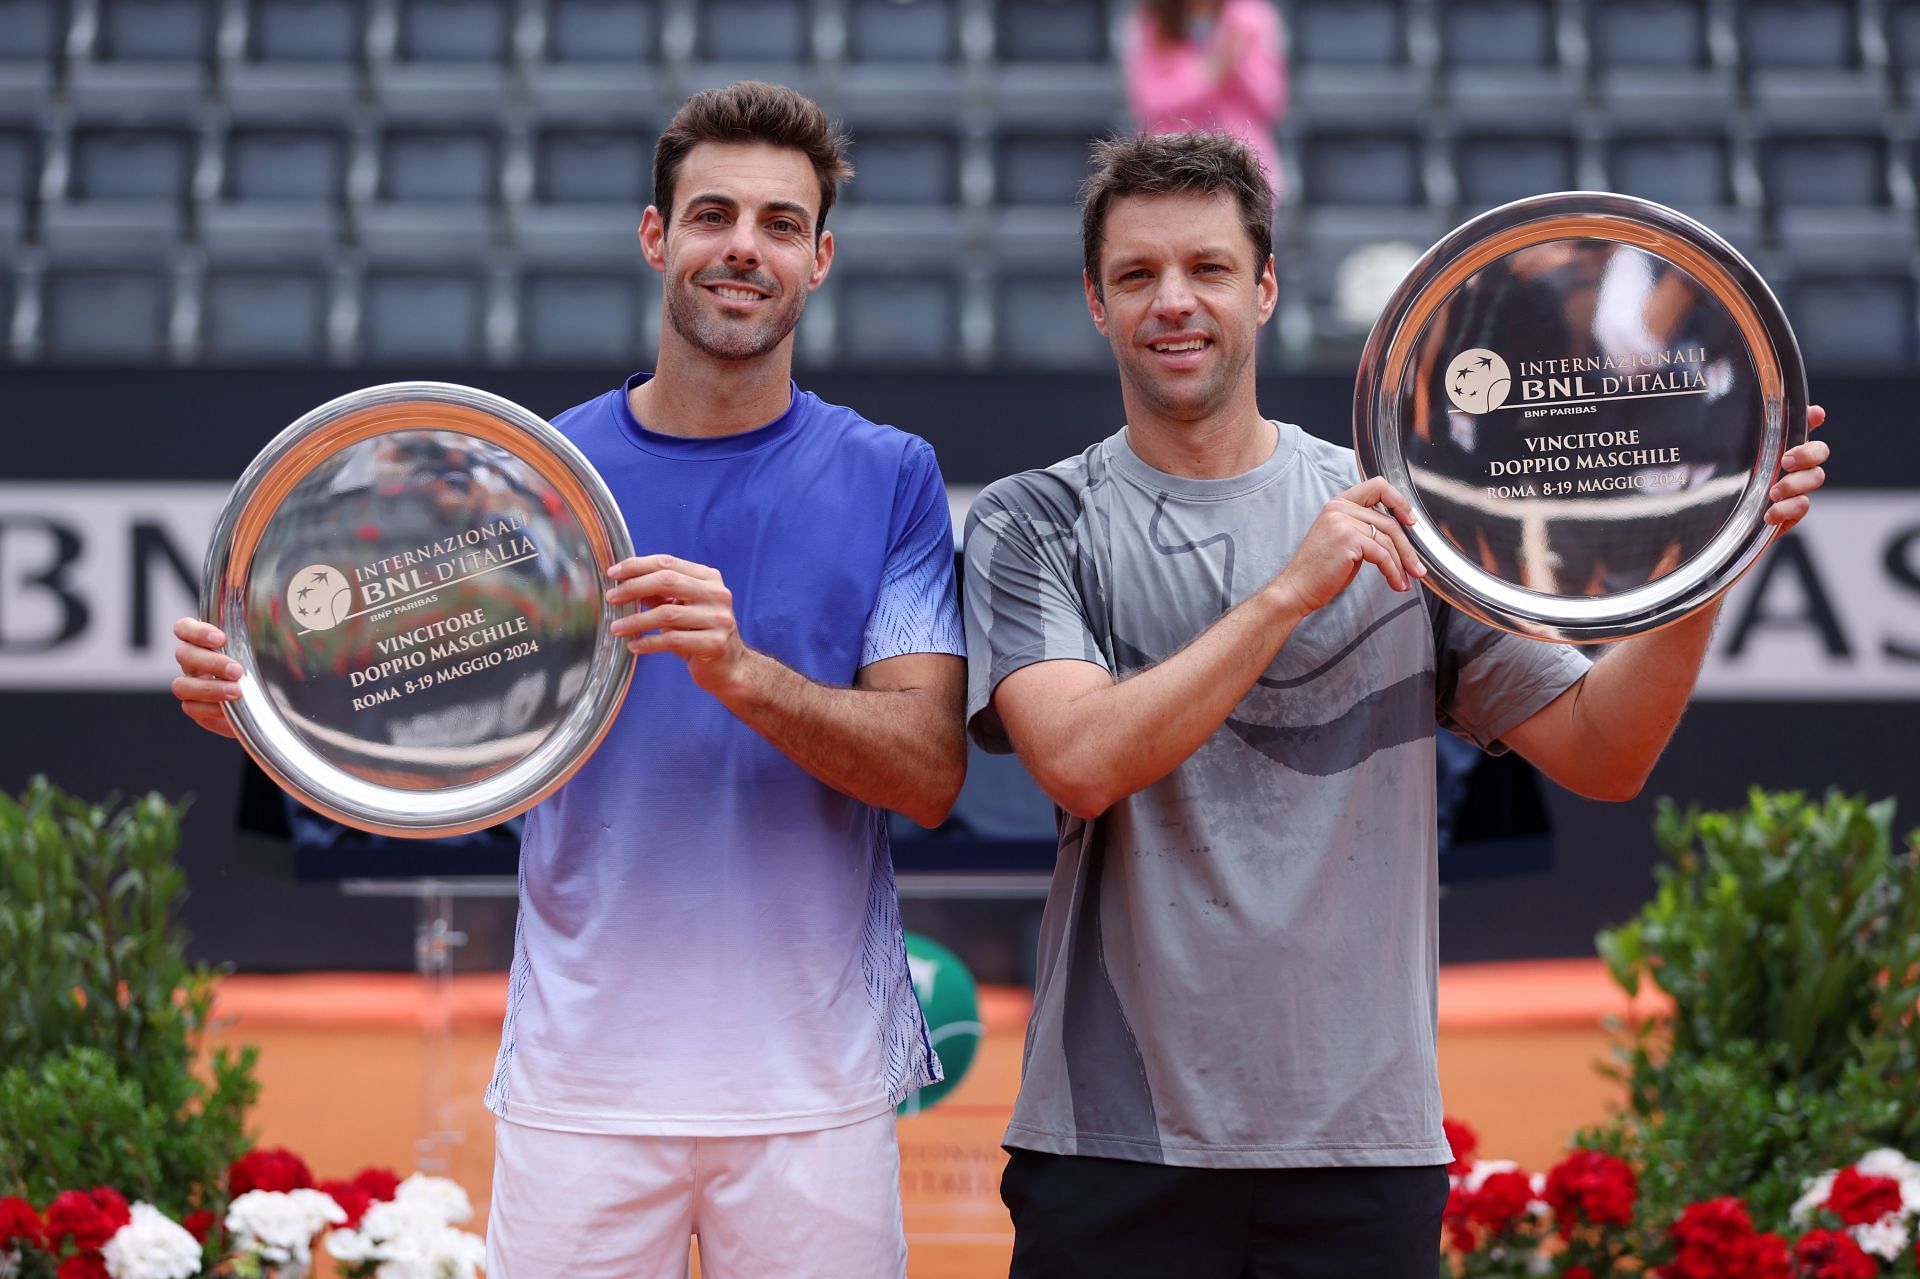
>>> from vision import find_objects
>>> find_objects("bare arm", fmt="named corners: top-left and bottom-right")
top-left (991, 476), bottom-right (1427, 819)
top-left (610, 555), bottom-right (966, 828)
top-left (1503, 409), bottom-right (1831, 800)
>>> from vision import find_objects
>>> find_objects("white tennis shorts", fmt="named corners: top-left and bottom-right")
top-left (486, 1111), bottom-right (907, 1279)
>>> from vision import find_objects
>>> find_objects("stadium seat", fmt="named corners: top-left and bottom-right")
top-left (518, 265), bottom-right (653, 364)
top-left (374, 0), bottom-right (517, 113)
top-left (0, 0), bottom-right (61, 114)
top-left (1438, 0), bottom-right (1580, 122)
top-left (1760, 128), bottom-right (1912, 267)
top-left (358, 261), bottom-right (493, 361)
top-left (1741, 0), bottom-right (1885, 123)
top-left (0, 127), bottom-right (38, 247)
top-left (1605, 129), bottom-right (1760, 256)
top-left (1452, 129), bottom-right (1579, 216)
top-left (1890, 0), bottom-right (1920, 101)
top-left (225, 0), bottom-right (363, 115)
top-left (524, 0), bottom-right (665, 118)
top-left (1785, 271), bottom-right (1917, 369)
top-left (994, 272), bottom-right (1107, 367)
top-left (694, 0), bottom-right (812, 63)
top-left (42, 263), bottom-right (172, 360)
top-left (846, 0), bottom-right (960, 63)
top-left (201, 265), bottom-right (334, 361)
top-left (846, 127), bottom-right (963, 207)
top-left (41, 122), bottom-right (196, 252)
top-left (359, 123), bottom-right (502, 255)
top-left (515, 125), bottom-right (652, 258)
top-left (66, 0), bottom-right (211, 111)
top-left (1288, 0), bottom-right (1430, 124)
top-left (994, 126), bottom-right (1102, 207)
top-left (202, 124), bottom-right (350, 252)
top-left (835, 271), bottom-right (962, 363)
top-left (995, 0), bottom-right (1106, 61)
top-left (1301, 127), bottom-right (1427, 209)
top-left (1589, 0), bottom-right (1735, 119)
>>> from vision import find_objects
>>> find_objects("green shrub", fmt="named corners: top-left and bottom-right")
top-left (0, 777), bottom-right (257, 1217)
top-left (1584, 788), bottom-right (1920, 1244)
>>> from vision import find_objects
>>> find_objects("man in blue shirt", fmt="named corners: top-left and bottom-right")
top-left (172, 81), bottom-right (967, 1279)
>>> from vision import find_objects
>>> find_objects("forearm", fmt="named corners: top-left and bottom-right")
top-left (714, 649), bottom-right (965, 827)
top-left (1557, 601), bottom-right (1721, 798)
top-left (1027, 585), bottom-right (1306, 818)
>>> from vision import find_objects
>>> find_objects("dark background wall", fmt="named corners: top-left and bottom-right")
top-left (2, 366), bottom-right (1914, 973)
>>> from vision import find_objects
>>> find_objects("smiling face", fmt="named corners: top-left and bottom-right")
top-left (640, 140), bottom-right (833, 363)
top-left (1086, 189), bottom-right (1276, 425)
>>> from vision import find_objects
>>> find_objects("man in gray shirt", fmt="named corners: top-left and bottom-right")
top-left (961, 132), bottom-right (1830, 1276)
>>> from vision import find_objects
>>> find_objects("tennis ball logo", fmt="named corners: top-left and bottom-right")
top-left (288, 564), bottom-right (353, 631)
top-left (897, 933), bottom-right (982, 1116)
top-left (1446, 348), bottom-right (1512, 414)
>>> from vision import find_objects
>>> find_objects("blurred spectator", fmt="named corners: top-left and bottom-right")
top-left (1123, 0), bottom-right (1288, 200)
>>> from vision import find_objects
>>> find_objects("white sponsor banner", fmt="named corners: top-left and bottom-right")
top-left (2, 482), bottom-right (1917, 698)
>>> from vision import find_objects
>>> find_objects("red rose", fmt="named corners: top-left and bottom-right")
top-left (1665, 1197), bottom-right (1780, 1279)
top-left (1742, 1232), bottom-right (1794, 1279)
top-left (1466, 1169), bottom-right (1536, 1236)
top-left (1443, 1118), bottom-right (1479, 1175)
top-left (1793, 1229), bottom-right (1877, 1279)
top-left (353, 1166), bottom-right (402, 1202)
top-left (0, 1195), bottom-right (43, 1249)
top-left (55, 1253), bottom-right (110, 1279)
top-left (1545, 1150), bottom-right (1638, 1239)
top-left (181, 1209), bottom-right (217, 1243)
top-left (45, 1189), bottom-right (129, 1252)
top-left (228, 1146), bottom-right (314, 1196)
top-left (1564, 1268), bottom-right (1594, 1279)
top-left (318, 1179), bottom-right (373, 1228)
top-left (1824, 1166), bottom-right (1904, 1227)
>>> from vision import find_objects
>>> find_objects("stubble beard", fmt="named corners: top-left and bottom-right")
top-left (665, 265), bottom-right (807, 362)
top-left (1114, 327), bottom-right (1253, 424)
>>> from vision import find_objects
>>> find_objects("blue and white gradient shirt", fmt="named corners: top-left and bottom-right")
top-left (485, 374), bottom-right (965, 1135)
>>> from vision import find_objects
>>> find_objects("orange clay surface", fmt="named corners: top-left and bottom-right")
top-left (206, 959), bottom-right (1668, 1278)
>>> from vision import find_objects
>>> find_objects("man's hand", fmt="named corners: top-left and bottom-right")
top-left (1765, 403), bottom-right (1829, 530)
top-left (170, 617), bottom-right (241, 739)
top-left (1271, 476), bottom-right (1427, 618)
top-left (606, 554), bottom-right (750, 695)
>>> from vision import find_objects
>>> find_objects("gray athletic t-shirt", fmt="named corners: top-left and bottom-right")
top-left (963, 422), bottom-right (1590, 1169)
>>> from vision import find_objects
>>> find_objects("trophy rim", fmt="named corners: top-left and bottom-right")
top-left (201, 381), bottom-right (636, 837)
top-left (1353, 190), bottom-right (1809, 643)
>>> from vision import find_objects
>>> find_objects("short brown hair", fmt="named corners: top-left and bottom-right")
top-left (1081, 132), bottom-right (1275, 297)
top-left (653, 81), bottom-right (854, 238)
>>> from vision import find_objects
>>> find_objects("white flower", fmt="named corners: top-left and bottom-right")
top-left (101, 1203), bottom-right (203, 1279)
top-left (374, 1221), bottom-right (487, 1279)
top-left (391, 1174), bottom-right (473, 1225)
top-left (226, 1188), bottom-right (348, 1265)
top-left (1851, 1216), bottom-right (1912, 1261)
top-left (1, 1247), bottom-right (20, 1279)
top-left (1463, 1160), bottom-right (1519, 1193)
top-left (1791, 1170), bottom-right (1837, 1225)
top-left (326, 1196), bottom-right (486, 1279)
top-left (1855, 1149), bottom-right (1918, 1181)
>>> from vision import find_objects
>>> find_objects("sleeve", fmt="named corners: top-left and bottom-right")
top-left (961, 480), bottom-right (1108, 754)
top-left (1429, 594), bottom-right (1593, 754)
top-left (1223, 0), bottom-right (1287, 122)
top-left (859, 437), bottom-right (966, 668)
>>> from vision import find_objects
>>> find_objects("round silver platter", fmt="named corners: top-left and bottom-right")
top-left (203, 382), bottom-right (635, 838)
top-left (1354, 191), bottom-right (1808, 643)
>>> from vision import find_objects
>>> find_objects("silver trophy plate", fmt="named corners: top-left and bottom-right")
top-left (203, 382), bottom-right (635, 837)
top-left (1354, 192), bottom-right (1807, 643)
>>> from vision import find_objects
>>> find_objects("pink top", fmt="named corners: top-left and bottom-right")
top-left (1123, 0), bottom-right (1289, 199)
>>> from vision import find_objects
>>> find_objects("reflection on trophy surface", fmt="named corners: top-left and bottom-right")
top-left (1357, 193), bottom-right (1807, 643)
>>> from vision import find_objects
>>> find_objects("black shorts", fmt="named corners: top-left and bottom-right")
top-left (1001, 1149), bottom-right (1449, 1279)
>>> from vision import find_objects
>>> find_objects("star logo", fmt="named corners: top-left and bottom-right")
top-left (1445, 348), bottom-right (1512, 414)
top-left (287, 564), bottom-right (352, 632)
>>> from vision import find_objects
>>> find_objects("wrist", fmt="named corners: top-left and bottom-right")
top-left (697, 641), bottom-right (763, 707)
top-left (1259, 576), bottom-right (1313, 629)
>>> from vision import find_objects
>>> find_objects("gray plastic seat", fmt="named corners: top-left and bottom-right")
top-left (0, 129), bottom-right (37, 242)
top-left (1608, 133), bottom-right (1733, 209)
top-left (995, 0), bottom-right (1106, 61)
top-left (69, 0), bottom-right (212, 109)
top-left (695, 0), bottom-right (810, 61)
top-left (995, 129), bottom-right (1098, 206)
top-left (1763, 131), bottom-right (1911, 266)
top-left (227, 126), bottom-right (349, 202)
top-left (995, 274), bottom-right (1106, 366)
top-left (1590, 0), bottom-right (1733, 117)
top-left (837, 273), bottom-right (959, 361)
top-left (846, 0), bottom-right (959, 63)
top-left (362, 267), bottom-right (488, 360)
top-left (395, 0), bottom-right (515, 62)
top-left (379, 126), bottom-right (501, 202)
top-left (1440, 0), bottom-right (1577, 120)
top-left (1302, 129), bottom-right (1424, 207)
top-left (1741, 0), bottom-right (1883, 122)
top-left (1454, 131), bottom-right (1577, 214)
top-left (1788, 274), bottom-right (1915, 369)
top-left (44, 266), bottom-right (171, 360)
top-left (1290, 0), bottom-right (1427, 123)
top-left (203, 268), bottom-right (331, 360)
top-left (844, 129), bottom-right (961, 206)
top-left (546, 0), bottom-right (658, 62)
top-left (533, 128), bottom-right (651, 205)
top-left (228, 0), bottom-right (361, 113)
top-left (0, 0), bottom-right (63, 109)
top-left (520, 268), bottom-right (649, 363)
